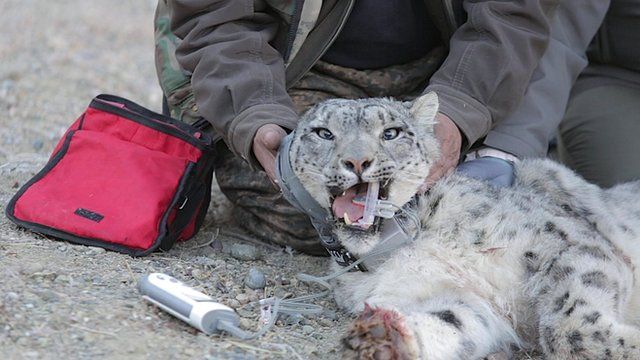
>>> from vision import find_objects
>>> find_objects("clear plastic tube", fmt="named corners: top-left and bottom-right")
top-left (357, 182), bottom-right (379, 227)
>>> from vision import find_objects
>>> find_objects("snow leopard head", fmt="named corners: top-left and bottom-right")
top-left (288, 92), bottom-right (440, 253)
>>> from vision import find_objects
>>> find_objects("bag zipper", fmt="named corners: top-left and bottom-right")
top-left (283, 0), bottom-right (304, 63)
top-left (287, 0), bottom-right (355, 87)
top-left (90, 96), bottom-right (213, 151)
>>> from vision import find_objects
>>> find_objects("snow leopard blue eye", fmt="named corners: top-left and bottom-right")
top-left (314, 128), bottom-right (334, 140)
top-left (382, 128), bottom-right (402, 140)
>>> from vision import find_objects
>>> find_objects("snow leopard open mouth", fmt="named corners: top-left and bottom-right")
top-left (330, 182), bottom-right (389, 231)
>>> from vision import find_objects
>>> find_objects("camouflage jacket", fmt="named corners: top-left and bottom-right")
top-left (155, 0), bottom-right (560, 168)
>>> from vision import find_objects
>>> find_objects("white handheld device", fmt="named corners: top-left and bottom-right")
top-left (138, 273), bottom-right (239, 334)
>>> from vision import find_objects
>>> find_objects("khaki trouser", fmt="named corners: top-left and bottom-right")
top-left (557, 65), bottom-right (640, 188)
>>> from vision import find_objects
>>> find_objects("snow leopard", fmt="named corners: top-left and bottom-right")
top-left (287, 92), bottom-right (640, 359)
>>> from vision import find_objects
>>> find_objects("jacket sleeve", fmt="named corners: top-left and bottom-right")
top-left (168, 0), bottom-right (298, 167)
top-left (425, 0), bottom-right (560, 150)
top-left (483, 0), bottom-right (611, 158)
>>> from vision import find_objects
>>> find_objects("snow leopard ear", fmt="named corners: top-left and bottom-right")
top-left (409, 91), bottom-right (439, 130)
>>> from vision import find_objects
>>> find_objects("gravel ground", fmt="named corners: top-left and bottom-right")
top-left (0, 2), bottom-right (345, 359)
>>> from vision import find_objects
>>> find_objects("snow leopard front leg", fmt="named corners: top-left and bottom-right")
top-left (342, 292), bottom-right (519, 359)
top-left (533, 242), bottom-right (640, 359)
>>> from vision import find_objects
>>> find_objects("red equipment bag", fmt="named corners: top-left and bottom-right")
top-left (6, 94), bottom-right (216, 256)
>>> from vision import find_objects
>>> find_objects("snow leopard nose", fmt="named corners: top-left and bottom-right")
top-left (343, 157), bottom-right (372, 175)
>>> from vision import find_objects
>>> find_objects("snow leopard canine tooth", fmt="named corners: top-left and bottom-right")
top-left (342, 304), bottom-right (418, 360)
top-left (344, 212), bottom-right (352, 225)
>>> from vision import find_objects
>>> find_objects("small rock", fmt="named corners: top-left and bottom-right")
top-left (244, 268), bottom-right (266, 290)
top-left (198, 245), bottom-right (217, 257)
top-left (32, 271), bottom-right (58, 282)
top-left (54, 275), bottom-right (71, 284)
top-left (191, 268), bottom-right (209, 281)
top-left (318, 318), bottom-right (333, 327)
top-left (37, 290), bottom-right (59, 302)
top-left (235, 293), bottom-right (250, 305)
top-left (0, 79), bottom-right (15, 97)
top-left (239, 318), bottom-right (253, 330)
top-left (321, 310), bottom-right (338, 321)
top-left (228, 243), bottom-right (262, 261)
top-left (273, 287), bottom-right (291, 299)
top-left (209, 237), bottom-right (223, 253)
top-left (215, 282), bottom-right (228, 293)
top-left (20, 263), bottom-right (44, 275)
top-left (36, 337), bottom-right (50, 347)
top-left (236, 308), bottom-right (254, 319)
top-left (212, 259), bottom-right (227, 268)
top-left (282, 313), bottom-right (304, 326)
top-left (32, 138), bottom-right (44, 151)
top-left (182, 347), bottom-right (197, 357)
top-left (247, 290), bottom-right (261, 302)
top-left (192, 256), bottom-right (216, 267)
top-left (23, 351), bottom-right (40, 359)
top-left (229, 288), bottom-right (241, 299)
top-left (227, 299), bottom-right (241, 308)
top-left (57, 245), bottom-right (68, 252)
top-left (5, 292), bottom-right (19, 302)
top-left (87, 246), bottom-right (106, 255)
top-left (302, 325), bottom-right (314, 335)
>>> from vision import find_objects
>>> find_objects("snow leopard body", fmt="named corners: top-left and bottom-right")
top-left (288, 93), bottom-right (640, 359)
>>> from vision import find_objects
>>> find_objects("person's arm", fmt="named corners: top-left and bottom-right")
top-left (168, 0), bottom-right (297, 168)
top-left (483, 0), bottom-right (611, 159)
top-left (422, 0), bottom-right (560, 189)
top-left (425, 0), bottom-right (560, 150)
top-left (453, 0), bottom-right (610, 188)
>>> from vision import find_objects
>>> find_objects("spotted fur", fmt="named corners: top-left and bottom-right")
top-left (289, 93), bottom-right (640, 359)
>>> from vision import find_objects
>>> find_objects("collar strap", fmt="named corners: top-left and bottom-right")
top-left (359, 217), bottom-right (410, 270)
top-left (275, 134), bottom-right (343, 250)
top-left (275, 135), bottom-right (412, 272)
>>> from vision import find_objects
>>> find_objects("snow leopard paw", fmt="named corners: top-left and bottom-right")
top-left (342, 304), bottom-right (418, 360)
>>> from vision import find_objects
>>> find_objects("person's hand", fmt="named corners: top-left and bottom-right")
top-left (456, 156), bottom-right (515, 187)
top-left (421, 112), bottom-right (462, 191)
top-left (253, 124), bottom-right (287, 186)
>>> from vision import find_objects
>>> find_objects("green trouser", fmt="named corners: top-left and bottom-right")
top-left (208, 52), bottom-right (443, 255)
top-left (213, 142), bottom-right (326, 254)
top-left (557, 65), bottom-right (640, 188)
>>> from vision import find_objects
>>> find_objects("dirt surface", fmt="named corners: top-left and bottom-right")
top-left (0, 1), bottom-right (345, 359)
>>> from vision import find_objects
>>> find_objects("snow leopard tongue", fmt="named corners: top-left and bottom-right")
top-left (332, 183), bottom-right (368, 222)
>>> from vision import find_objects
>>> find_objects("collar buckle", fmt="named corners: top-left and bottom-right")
top-left (327, 247), bottom-right (368, 272)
